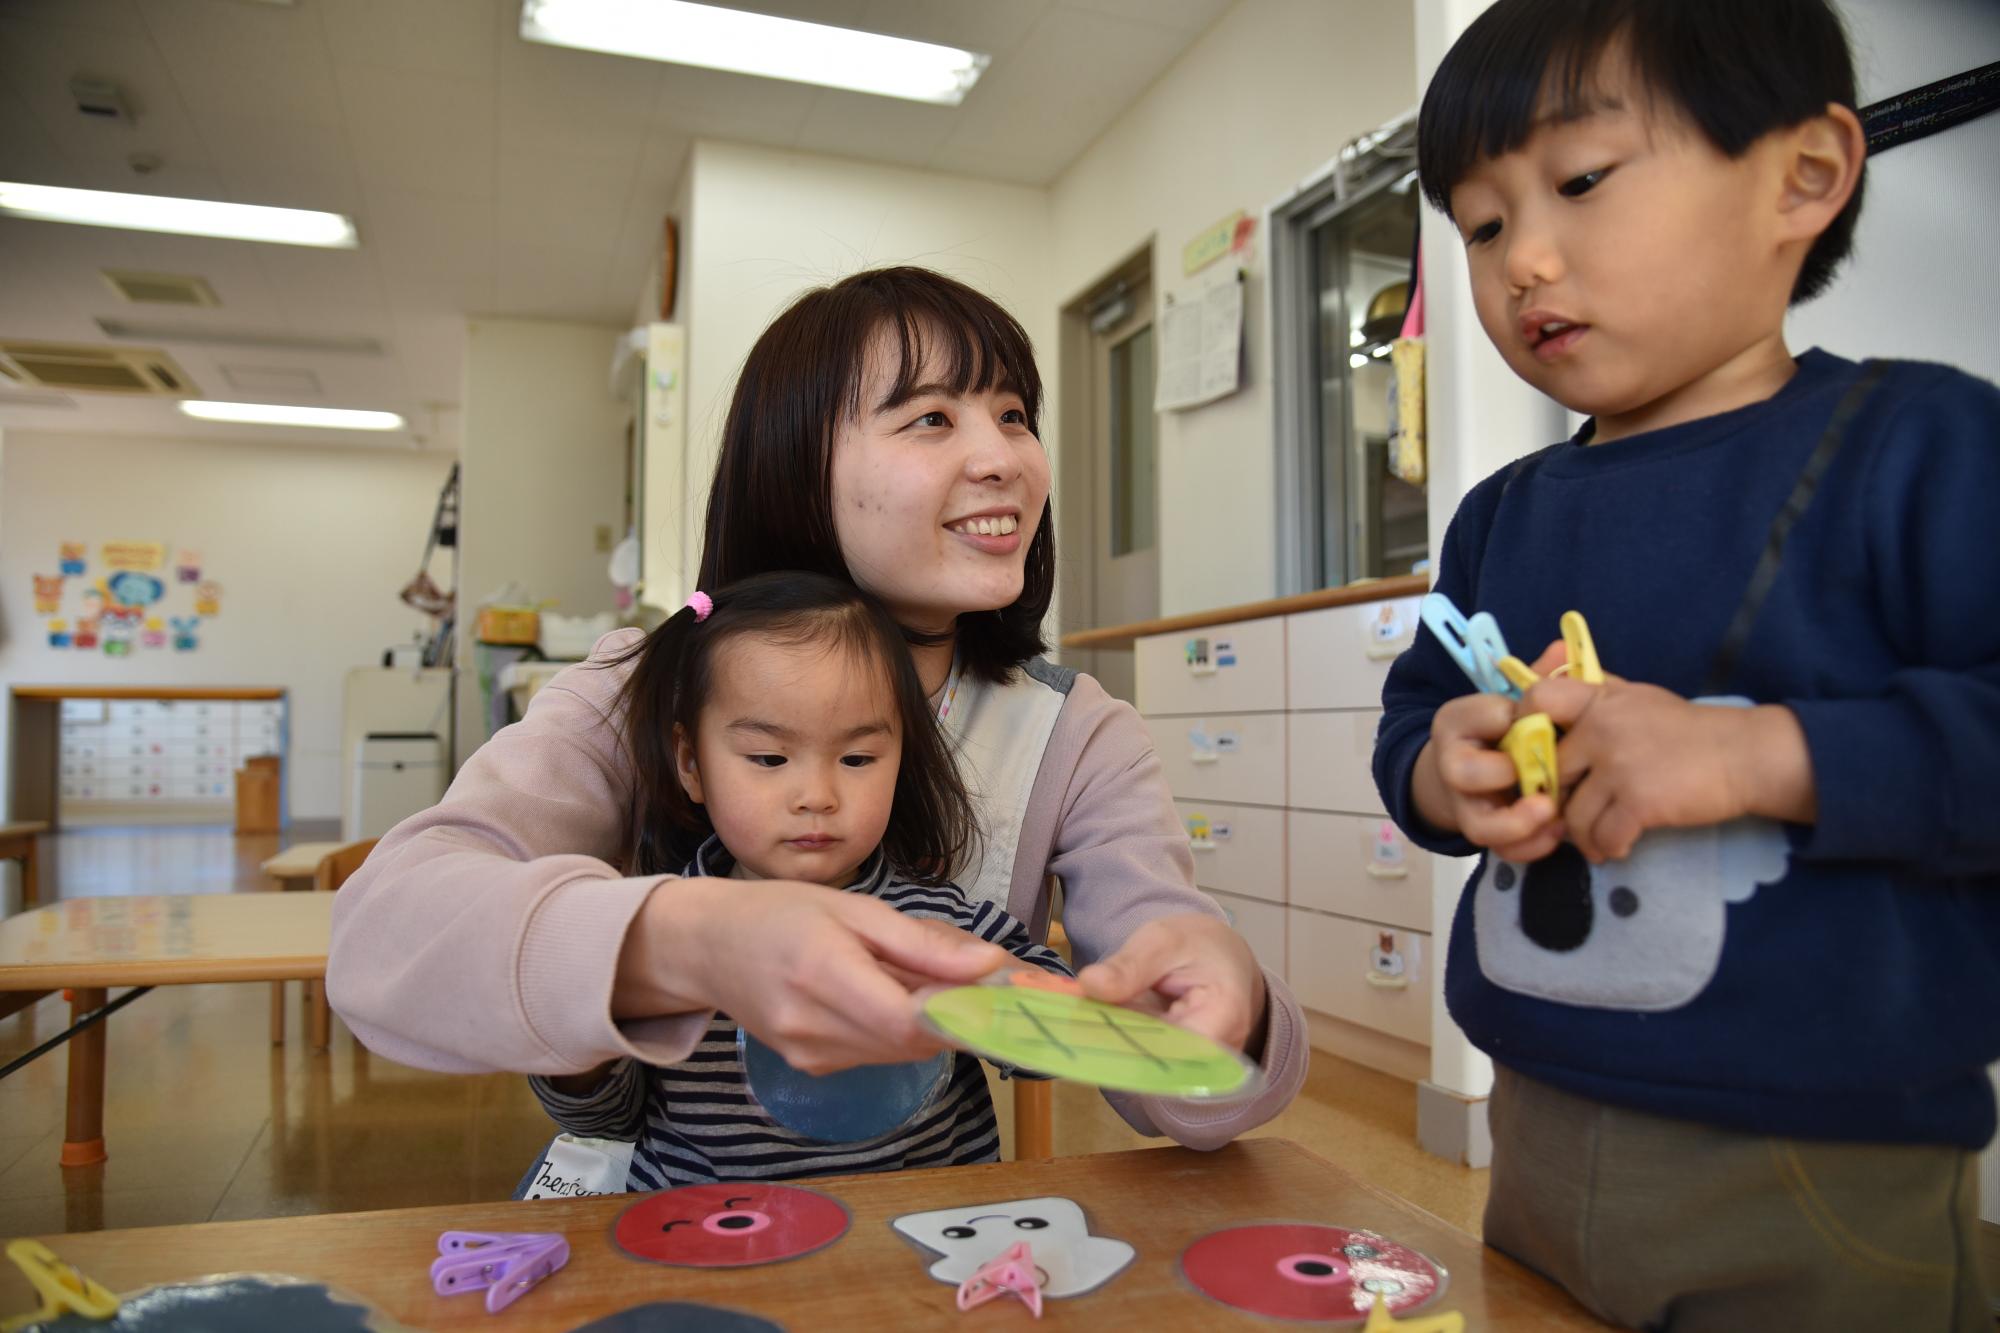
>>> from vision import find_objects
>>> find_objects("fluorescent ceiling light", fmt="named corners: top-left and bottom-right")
top-left (0, 182), bottom-right (357, 248)
top-left (179, 400), bottom-right (403, 431)
top-left (521, 0), bottom-right (989, 105)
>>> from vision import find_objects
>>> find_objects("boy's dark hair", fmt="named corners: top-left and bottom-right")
top-left (1417, 0), bottom-right (1864, 303)
top-left (617, 570), bottom-right (976, 882)
top-left (696, 266), bottom-right (1054, 683)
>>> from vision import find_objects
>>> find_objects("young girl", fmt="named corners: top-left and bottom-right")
top-left (328, 267), bottom-right (1307, 1152)
top-left (530, 573), bottom-right (1069, 1186)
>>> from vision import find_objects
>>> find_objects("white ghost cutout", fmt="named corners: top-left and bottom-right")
top-left (1473, 697), bottom-right (1793, 1013)
top-left (891, 1196), bottom-right (1135, 1298)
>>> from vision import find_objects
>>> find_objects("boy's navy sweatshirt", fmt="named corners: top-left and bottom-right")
top-left (1373, 349), bottom-right (2000, 1148)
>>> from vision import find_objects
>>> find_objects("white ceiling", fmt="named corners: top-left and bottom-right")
top-left (0, 0), bottom-right (1229, 449)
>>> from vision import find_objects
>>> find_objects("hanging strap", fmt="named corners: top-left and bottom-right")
top-left (1701, 361), bottom-right (1890, 695)
top-left (1863, 60), bottom-right (2000, 154)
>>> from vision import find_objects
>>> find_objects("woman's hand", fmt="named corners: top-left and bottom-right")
top-left (1076, 913), bottom-right (1270, 1056)
top-left (615, 876), bottom-right (1011, 1074)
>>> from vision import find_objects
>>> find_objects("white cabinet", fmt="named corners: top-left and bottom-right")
top-left (1174, 800), bottom-right (1284, 904)
top-left (1135, 615), bottom-right (1287, 716)
top-left (1134, 593), bottom-right (1449, 1058)
top-left (1142, 713), bottom-right (1287, 807)
top-left (1288, 910), bottom-right (1432, 1046)
top-left (56, 696), bottom-right (289, 824)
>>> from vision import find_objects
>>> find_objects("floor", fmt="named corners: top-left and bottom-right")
top-left (2, 825), bottom-right (1995, 1320)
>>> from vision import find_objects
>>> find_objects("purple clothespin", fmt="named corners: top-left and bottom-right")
top-left (956, 1240), bottom-right (1043, 1319)
top-left (432, 1230), bottom-right (570, 1314)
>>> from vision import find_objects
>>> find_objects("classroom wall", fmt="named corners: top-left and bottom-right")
top-left (0, 428), bottom-right (452, 823)
top-left (456, 318), bottom-right (630, 766)
top-left (673, 139), bottom-right (1055, 592)
top-left (1046, 0), bottom-right (1417, 616)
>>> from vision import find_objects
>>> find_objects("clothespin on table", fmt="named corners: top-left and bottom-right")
top-left (956, 1240), bottom-right (1043, 1318)
top-left (2, 1239), bottom-right (119, 1333)
top-left (1360, 1290), bottom-right (1466, 1332)
top-left (432, 1230), bottom-right (569, 1315)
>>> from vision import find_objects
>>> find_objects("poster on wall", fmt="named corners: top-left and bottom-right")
top-left (30, 538), bottom-right (222, 657)
top-left (102, 540), bottom-right (166, 572)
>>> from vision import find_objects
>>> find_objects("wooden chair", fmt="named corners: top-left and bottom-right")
top-left (0, 820), bottom-right (47, 915)
top-left (306, 839), bottom-right (377, 1050)
top-left (263, 840), bottom-right (344, 1042)
top-left (1010, 917), bottom-right (1071, 1160)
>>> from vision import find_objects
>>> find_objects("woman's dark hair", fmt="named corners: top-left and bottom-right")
top-left (696, 266), bottom-right (1054, 683)
top-left (1416, 0), bottom-right (1864, 304)
top-left (617, 571), bottom-right (975, 883)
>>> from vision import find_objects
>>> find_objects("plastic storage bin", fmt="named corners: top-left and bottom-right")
top-left (351, 733), bottom-right (446, 839)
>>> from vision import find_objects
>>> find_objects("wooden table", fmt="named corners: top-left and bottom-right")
top-left (0, 892), bottom-right (333, 1166)
top-left (0, 820), bottom-right (46, 914)
top-left (0, 1139), bottom-right (1606, 1330)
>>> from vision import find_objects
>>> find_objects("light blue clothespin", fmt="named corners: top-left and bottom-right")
top-left (1419, 593), bottom-right (1522, 699)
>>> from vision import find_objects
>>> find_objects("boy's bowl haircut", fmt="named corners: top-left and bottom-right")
top-left (1416, 0), bottom-right (1865, 304)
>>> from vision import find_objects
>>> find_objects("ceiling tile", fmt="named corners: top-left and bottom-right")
top-left (933, 5), bottom-right (1192, 183)
top-left (198, 114), bottom-right (359, 209)
top-left (856, 0), bottom-right (1054, 59)
top-left (651, 63), bottom-right (818, 143)
top-left (137, 0), bottom-right (345, 127)
top-left (251, 244), bottom-right (391, 332)
top-left (491, 240), bottom-right (622, 323)
top-left (317, 0), bottom-right (499, 80)
top-left (0, 83), bottom-right (71, 182)
top-left (0, 15), bottom-right (216, 173)
top-left (791, 88), bottom-right (957, 170)
top-left (493, 149), bottom-right (633, 257)
top-left (355, 191), bottom-right (496, 319)
top-left (0, 1), bottom-right (144, 32)
top-left (4, 0), bottom-right (1220, 444)
top-left (1062, 0), bottom-right (1231, 34)
top-left (338, 65), bottom-right (497, 199)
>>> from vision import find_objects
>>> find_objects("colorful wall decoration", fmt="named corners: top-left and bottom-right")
top-left (33, 539), bottom-right (223, 657)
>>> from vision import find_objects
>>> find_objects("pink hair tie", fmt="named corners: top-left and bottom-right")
top-left (686, 592), bottom-right (713, 623)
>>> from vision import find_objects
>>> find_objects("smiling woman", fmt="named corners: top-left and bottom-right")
top-left (326, 266), bottom-right (1310, 1176)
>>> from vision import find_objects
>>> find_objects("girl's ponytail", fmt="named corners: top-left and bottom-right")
top-left (612, 596), bottom-right (712, 875)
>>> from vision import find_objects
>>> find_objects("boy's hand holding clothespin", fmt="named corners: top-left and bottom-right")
top-left (1514, 668), bottom-right (1818, 866)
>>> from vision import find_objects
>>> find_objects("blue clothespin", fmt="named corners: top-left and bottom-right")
top-left (1419, 594), bottom-right (1522, 699)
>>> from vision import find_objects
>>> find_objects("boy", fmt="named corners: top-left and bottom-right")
top-left (1373, 0), bottom-right (2000, 1327)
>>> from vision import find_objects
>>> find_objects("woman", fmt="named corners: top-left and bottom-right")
top-left (328, 267), bottom-right (1306, 1149)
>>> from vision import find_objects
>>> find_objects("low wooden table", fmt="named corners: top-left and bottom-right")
top-left (0, 1139), bottom-right (1605, 1330)
top-left (0, 820), bottom-right (46, 913)
top-left (0, 892), bottom-right (333, 1166)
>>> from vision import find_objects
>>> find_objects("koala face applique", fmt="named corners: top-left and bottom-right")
top-left (1474, 815), bottom-right (1790, 1012)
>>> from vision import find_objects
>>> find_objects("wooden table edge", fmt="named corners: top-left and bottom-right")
top-left (0, 954), bottom-right (327, 990)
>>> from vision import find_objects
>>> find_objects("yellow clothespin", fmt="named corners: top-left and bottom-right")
top-left (1560, 610), bottom-right (1603, 684)
top-left (2, 1239), bottom-right (119, 1332)
top-left (1500, 713), bottom-right (1559, 801)
top-left (1495, 655), bottom-right (1541, 693)
top-left (1361, 1290), bottom-right (1466, 1332)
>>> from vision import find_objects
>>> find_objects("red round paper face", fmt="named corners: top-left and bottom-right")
top-left (1179, 1224), bottom-right (1444, 1321)
top-left (614, 1184), bottom-right (850, 1268)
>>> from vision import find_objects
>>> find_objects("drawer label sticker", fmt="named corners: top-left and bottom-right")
top-left (1362, 601), bottom-right (1415, 659)
top-left (1184, 636), bottom-right (1217, 676)
top-left (1367, 932), bottom-right (1420, 989)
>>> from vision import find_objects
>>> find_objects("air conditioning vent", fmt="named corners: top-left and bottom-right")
top-left (101, 270), bottom-right (220, 307)
top-left (0, 341), bottom-right (197, 396)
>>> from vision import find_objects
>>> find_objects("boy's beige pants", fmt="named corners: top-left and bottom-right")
top-left (1485, 1065), bottom-right (1992, 1331)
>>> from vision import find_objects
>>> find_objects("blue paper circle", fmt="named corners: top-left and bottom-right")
top-left (739, 1028), bottom-right (951, 1144)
